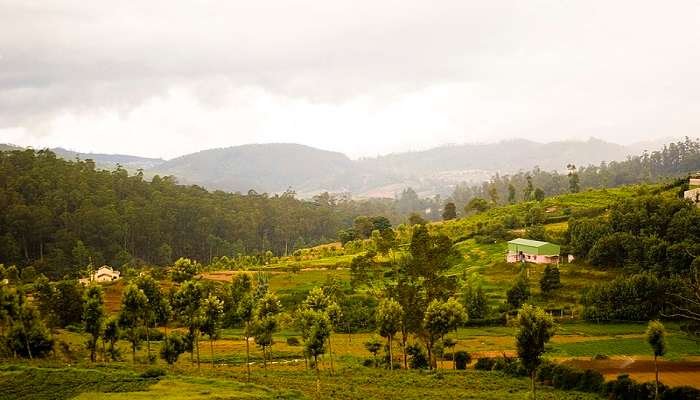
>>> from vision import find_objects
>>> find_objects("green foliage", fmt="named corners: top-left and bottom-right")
top-left (506, 273), bottom-right (531, 309)
top-left (581, 273), bottom-right (671, 321)
top-left (82, 284), bottom-right (105, 362)
top-left (465, 198), bottom-right (490, 214)
top-left (118, 283), bottom-right (149, 361)
top-left (0, 366), bottom-right (154, 400)
top-left (160, 332), bottom-right (187, 365)
top-left (539, 265), bottom-right (562, 295)
top-left (6, 302), bottom-right (54, 358)
top-left (461, 283), bottom-right (489, 320)
top-left (102, 317), bottom-right (120, 361)
top-left (170, 258), bottom-right (200, 283)
top-left (442, 202), bottom-right (457, 220)
top-left (646, 320), bottom-right (667, 357)
top-left (454, 351), bottom-right (471, 369)
top-left (515, 305), bottom-right (556, 385)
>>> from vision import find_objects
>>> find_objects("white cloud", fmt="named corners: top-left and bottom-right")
top-left (1, 0), bottom-right (700, 157)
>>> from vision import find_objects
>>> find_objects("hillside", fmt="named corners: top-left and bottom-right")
top-left (1, 138), bottom-right (674, 198)
top-left (150, 138), bottom-right (662, 198)
top-left (150, 143), bottom-right (359, 194)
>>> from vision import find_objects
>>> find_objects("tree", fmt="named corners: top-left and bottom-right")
top-left (118, 283), bottom-right (148, 363)
top-left (524, 175), bottom-right (534, 201)
top-left (303, 309), bottom-right (331, 396)
top-left (465, 198), bottom-right (489, 214)
top-left (135, 275), bottom-right (170, 361)
top-left (507, 273), bottom-right (531, 309)
top-left (442, 202), bottom-right (457, 221)
top-left (534, 188), bottom-right (545, 202)
top-left (508, 184), bottom-right (517, 204)
top-left (82, 284), bottom-right (105, 362)
top-left (376, 298), bottom-right (403, 370)
top-left (461, 282), bottom-right (488, 320)
top-left (103, 317), bottom-right (120, 361)
top-left (200, 294), bottom-right (223, 368)
top-left (326, 302), bottom-right (342, 374)
top-left (423, 298), bottom-right (466, 369)
top-left (539, 265), bottom-right (562, 295)
top-left (567, 164), bottom-right (580, 193)
top-left (160, 332), bottom-right (187, 367)
top-left (172, 281), bottom-right (204, 371)
top-left (252, 292), bottom-right (281, 373)
top-left (238, 294), bottom-right (255, 381)
top-left (408, 213), bottom-right (426, 226)
top-left (391, 276), bottom-right (426, 369)
top-left (364, 336), bottom-right (382, 367)
top-left (516, 305), bottom-right (556, 400)
top-left (7, 301), bottom-right (54, 359)
top-left (488, 185), bottom-right (499, 205)
top-left (646, 320), bottom-right (667, 400)
top-left (171, 258), bottom-right (200, 283)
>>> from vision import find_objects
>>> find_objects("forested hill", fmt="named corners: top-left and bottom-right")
top-left (0, 149), bottom-right (396, 278)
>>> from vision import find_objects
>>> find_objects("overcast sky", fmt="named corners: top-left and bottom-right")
top-left (1, 1), bottom-right (699, 159)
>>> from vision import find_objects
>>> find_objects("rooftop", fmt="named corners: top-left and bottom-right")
top-left (508, 238), bottom-right (553, 247)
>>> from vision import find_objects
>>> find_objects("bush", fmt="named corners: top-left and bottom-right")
top-left (406, 343), bottom-right (429, 370)
top-left (140, 367), bottom-right (166, 379)
top-left (286, 337), bottom-right (300, 346)
top-left (454, 351), bottom-right (471, 370)
top-left (474, 357), bottom-right (496, 371)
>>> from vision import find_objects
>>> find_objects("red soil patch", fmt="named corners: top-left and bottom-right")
top-left (563, 358), bottom-right (700, 389)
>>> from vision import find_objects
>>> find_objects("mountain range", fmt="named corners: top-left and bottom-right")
top-left (0, 137), bottom-right (675, 198)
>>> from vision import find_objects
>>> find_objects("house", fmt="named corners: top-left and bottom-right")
top-left (79, 265), bottom-right (121, 285)
top-left (684, 173), bottom-right (700, 207)
top-left (506, 238), bottom-right (561, 264)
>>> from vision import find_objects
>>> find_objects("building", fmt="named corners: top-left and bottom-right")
top-left (79, 265), bottom-right (121, 285)
top-left (506, 238), bottom-right (561, 264)
top-left (684, 174), bottom-right (700, 207)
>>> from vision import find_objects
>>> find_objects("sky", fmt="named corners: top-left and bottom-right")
top-left (1, 0), bottom-right (699, 160)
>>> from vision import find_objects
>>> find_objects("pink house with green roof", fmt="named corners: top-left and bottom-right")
top-left (506, 238), bottom-right (560, 264)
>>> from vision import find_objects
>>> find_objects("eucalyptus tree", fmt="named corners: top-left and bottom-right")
top-left (647, 320), bottom-right (667, 400)
top-left (118, 283), bottom-right (148, 363)
top-left (252, 292), bottom-right (281, 373)
top-left (102, 317), bottom-right (120, 361)
top-left (200, 294), bottom-right (224, 368)
top-left (135, 274), bottom-right (171, 360)
top-left (516, 305), bottom-right (556, 400)
top-left (172, 280), bottom-right (204, 371)
top-left (376, 298), bottom-right (403, 370)
top-left (82, 284), bottom-right (105, 362)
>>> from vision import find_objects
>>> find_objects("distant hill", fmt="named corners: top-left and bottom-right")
top-left (149, 138), bottom-right (666, 198)
top-left (1, 138), bottom-right (673, 198)
top-left (151, 143), bottom-right (359, 194)
top-left (51, 148), bottom-right (165, 171)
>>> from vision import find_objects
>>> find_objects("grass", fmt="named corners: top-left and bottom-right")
top-left (73, 376), bottom-right (302, 400)
top-left (0, 365), bottom-right (154, 400)
top-left (550, 335), bottom-right (700, 360)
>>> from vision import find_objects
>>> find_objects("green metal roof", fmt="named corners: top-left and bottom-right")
top-left (508, 238), bottom-right (552, 247)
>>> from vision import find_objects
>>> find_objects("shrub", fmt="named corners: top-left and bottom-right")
top-left (140, 367), bottom-right (166, 379)
top-left (286, 337), bottom-right (300, 346)
top-left (454, 351), bottom-right (471, 370)
top-left (406, 343), bottom-right (429, 370)
top-left (474, 357), bottom-right (496, 371)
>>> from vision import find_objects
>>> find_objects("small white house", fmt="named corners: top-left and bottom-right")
top-left (79, 265), bottom-right (120, 285)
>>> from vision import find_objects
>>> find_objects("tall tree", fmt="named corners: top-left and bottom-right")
top-left (252, 292), bottom-right (281, 374)
top-left (515, 305), bottom-right (556, 400)
top-left (82, 284), bottom-right (105, 362)
top-left (118, 283), bottom-right (148, 363)
top-left (567, 164), bottom-right (580, 193)
top-left (200, 294), bottom-right (224, 368)
top-left (646, 320), bottom-right (667, 400)
top-left (442, 202), bottom-right (457, 221)
top-left (172, 280), bottom-right (204, 371)
top-left (376, 298), bottom-right (403, 370)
